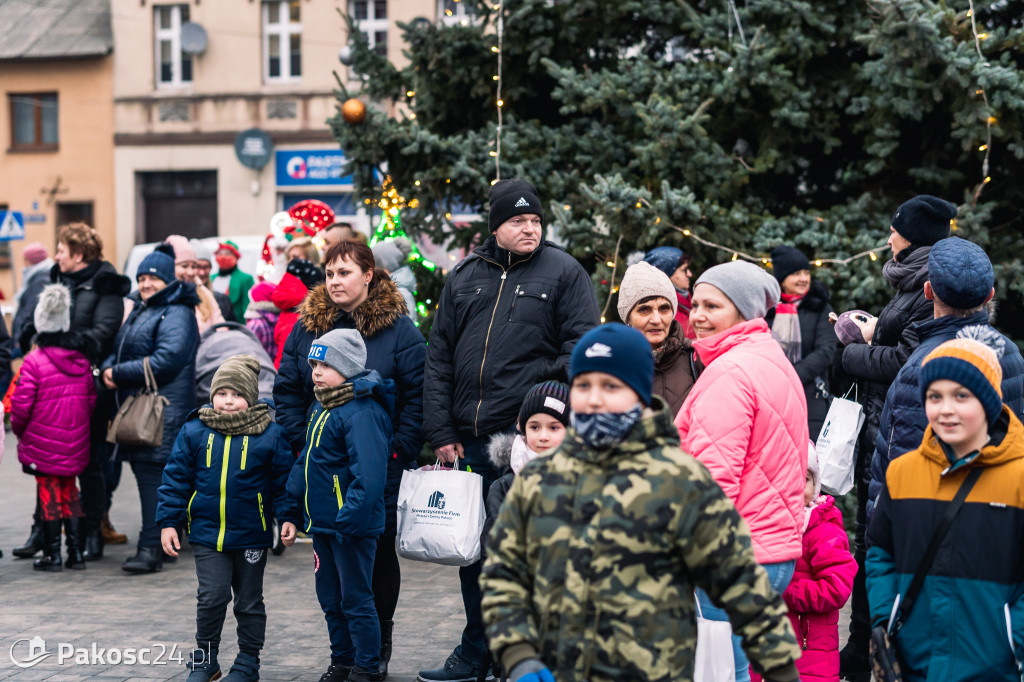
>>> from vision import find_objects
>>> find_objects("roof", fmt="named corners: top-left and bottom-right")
top-left (0, 0), bottom-right (112, 60)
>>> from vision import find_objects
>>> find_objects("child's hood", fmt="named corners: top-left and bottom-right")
top-left (349, 369), bottom-right (396, 417)
top-left (806, 494), bottom-right (843, 532)
top-left (38, 344), bottom-right (92, 377)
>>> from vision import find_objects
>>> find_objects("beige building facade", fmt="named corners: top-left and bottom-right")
top-left (112, 0), bottom-right (457, 258)
top-left (0, 0), bottom-right (116, 297)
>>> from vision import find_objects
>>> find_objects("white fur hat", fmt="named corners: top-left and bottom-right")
top-left (34, 283), bottom-right (72, 334)
top-left (617, 261), bottom-right (678, 322)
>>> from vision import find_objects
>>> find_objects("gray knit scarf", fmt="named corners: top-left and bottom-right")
top-left (198, 403), bottom-right (272, 436)
top-left (314, 383), bottom-right (355, 410)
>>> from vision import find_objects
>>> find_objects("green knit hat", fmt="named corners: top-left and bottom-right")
top-left (211, 354), bottom-right (261, 407)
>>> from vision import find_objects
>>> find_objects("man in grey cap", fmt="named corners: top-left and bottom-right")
top-left (191, 239), bottom-right (236, 322)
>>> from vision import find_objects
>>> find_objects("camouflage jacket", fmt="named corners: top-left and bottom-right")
top-left (480, 397), bottom-right (801, 682)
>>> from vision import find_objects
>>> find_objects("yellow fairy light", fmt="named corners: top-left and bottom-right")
top-left (489, 151), bottom-right (497, 157)
top-left (966, 8), bottom-right (972, 16)
top-left (388, 207), bottom-right (399, 216)
top-left (605, 261), bottom-right (615, 267)
top-left (984, 176), bottom-right (992, 183)
top-left (762, 258), bottom-right (768, 264)
top-left (445, 212), bottom-right (452, 218)
top-left (414, 180), bottom-right (421, 186)
top-left (612, 287), bottom-right (619, 293)
top-left (731, 253), bottom-right (738, 261)
top-left (815, 260), bottom-right (823, 267)
top-left (654, 217), bottom-right (661, 224)
top-left (601, 316), bottom-right (607, 324)
top-left (870, 252), bottom-right (878, 261)
top-left (492, 75), bottom-right (499, 81)
top-left (406, 90), bottom-right (415, 97)
top-left (978, 33), bottom-right (988, 39)
top-left (979, 144), bottom-right (988, 151)
top-left (409, 113), bottom-right (416, 119)
top-left (497, 99), bottom-right (504, 107)
top-left (987, 116), bottom-right (998, 125)
top-left (951, 219), bottom-right (959, 232)
top-left (446, 178), bottom-right (451, 183)
top-left (492, 3), bottom-right (499, 9)
top-left (489, 179), bottom-right (498, 185)
top-left (634, 201), bottom-right (642, 208)
top-left (563, 204), bottom-right (571, 210)
top-left (491, 46), bottom-right (500, 53)
top-left (683, 229), bottom-right (690, 236)
top-left (976, 89), bottom-right (985, 94)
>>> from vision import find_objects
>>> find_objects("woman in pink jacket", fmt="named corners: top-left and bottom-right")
top-left (11, 284), bottom-right (97, 572)
top-left (675, 260), bottom-right (808, 682)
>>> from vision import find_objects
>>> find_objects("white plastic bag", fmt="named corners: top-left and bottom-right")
top-left (816, 387), bottom-right (865, 496)
top-left (694, 597), bottom-right (736, 682)
top-left (395, 462), bottom-right (485, 567)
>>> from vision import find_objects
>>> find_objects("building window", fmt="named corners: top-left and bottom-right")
top-left (155, 5), bottom-right (193, 87)
top-left (438, 0), bottom-right (474, 27)
top-left (9, 93), bottom-right (58, 150)
top-left (351, 0), bottom-right (387, 57)
top-left (263, 1), bottom-right (302, 82)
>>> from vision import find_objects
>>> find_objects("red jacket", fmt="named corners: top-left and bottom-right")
top-left (676, 318), bottom-right (808, 563)
top-left (675, 290), bottom-right (696, 339)
top-left (12, 344), bottom-right (96, 476)
top-left (271, 272), bottom-right (309, 369)
top-left (753, 496), bottom-right (856, 682)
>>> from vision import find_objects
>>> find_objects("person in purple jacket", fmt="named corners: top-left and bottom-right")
top-left (10, 284), bottom-right (97, 572)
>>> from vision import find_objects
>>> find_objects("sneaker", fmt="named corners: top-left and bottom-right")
top-left (319, 663), bottom-right (351, 682)
top-left (417, 652), bottom-right (493, 682)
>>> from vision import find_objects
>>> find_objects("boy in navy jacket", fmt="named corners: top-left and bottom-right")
top-left (280, 329), bottom-right (394, 682)
top-left (157, 354), bottom-right (293, 682)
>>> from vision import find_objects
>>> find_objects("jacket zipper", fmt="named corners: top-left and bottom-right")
top-left (258, 492), bottom-right (266, 531)
top-left (316, 413), bottom-right (331, 447)
top-left (186, 491), bottom-right (197, 534)
top-left (217, 435), bottom-right (231, 551)
top-left (206, 433), bottom-right (214, 467)
top-left (472, 252), bottom-right (537, 435)
top-left (240, 436), bottom-right (249, 470)
top-left (333, 474), bottom-right (343, 509)
top-left (304, 410), bottom-right (331, 532)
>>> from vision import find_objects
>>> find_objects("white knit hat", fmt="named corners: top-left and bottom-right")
top-left (34, 283), bottom-right (72, 334)
top-left (617, 261), bottom-right (678, 322)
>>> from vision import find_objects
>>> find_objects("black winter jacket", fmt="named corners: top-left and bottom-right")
top-left (20, 260), bottom-right (131, 364)
top-left (423, 237), bottom-right (600, 446)
top-left (102, 280), bottom-right (201, 464)
top-left (766, 280), bottom-right (835, 440)
top-left (840, 247), bottom-right (932, 478)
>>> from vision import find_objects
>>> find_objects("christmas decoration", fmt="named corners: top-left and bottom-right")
top-left (338, 45), bottom-right (354, 66)
top-left (342, 98), bottom-right (367, 125)
top-left (288, 199), bottom-right (335, 234)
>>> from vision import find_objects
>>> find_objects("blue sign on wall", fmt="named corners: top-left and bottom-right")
top-left (275, 149), bottom-right (352, 186)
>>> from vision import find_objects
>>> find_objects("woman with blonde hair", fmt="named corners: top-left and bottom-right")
top-left (286, 237), bottom-right (321, 266)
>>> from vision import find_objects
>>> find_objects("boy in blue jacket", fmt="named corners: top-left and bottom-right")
top-left (157, 354), bottom-right (293, 682)
top-left (280, 329), bottom-right (394, 682)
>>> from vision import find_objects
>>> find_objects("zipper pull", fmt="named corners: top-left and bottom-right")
top-left (501, 272), bottom-right (507, 280)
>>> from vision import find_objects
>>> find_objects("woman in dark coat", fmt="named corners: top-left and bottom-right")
top-left (766, 246), bottom-right (835, 441)
top-left (101, 244), bottom-right (200, 574)
top-left (274, 240), bottom-right (426, 677)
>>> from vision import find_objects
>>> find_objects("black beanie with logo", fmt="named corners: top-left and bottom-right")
top-left (488, 179), bottom-right (544, 232)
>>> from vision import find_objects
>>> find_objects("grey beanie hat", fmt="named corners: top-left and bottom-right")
top-left (308, 329), bottom-right (367, 379)
top-left (191, 239), bottom-right (213, 264)
top-left (617, 262), bottom-right (678, 321)
top-left (694, 261), bottom-right (781, 320)
top-left (34, 283), bottom-right (72, 334)
top-left (372, 237), bottom-right (413, 273)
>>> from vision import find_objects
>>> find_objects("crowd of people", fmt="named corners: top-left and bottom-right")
top-left (3, 181), bottom-right (1023, 682)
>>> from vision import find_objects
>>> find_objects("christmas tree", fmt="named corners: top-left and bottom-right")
top-left (330, 0), bottom-right (1024, 338)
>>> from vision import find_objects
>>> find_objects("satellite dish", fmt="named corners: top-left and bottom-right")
top-left (181, 22), bottom-right (209, 56)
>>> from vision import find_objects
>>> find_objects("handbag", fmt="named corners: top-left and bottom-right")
top-left (106, 356), bottom-right (169, 448)
top-left (395, 460), bottom-right (485, 567)
top-left (694, 595), bottom-right (736, 682)
top-left (870, 467), bottom-right (983, 682)
top-left (816, 385), bottom-right (865, 496)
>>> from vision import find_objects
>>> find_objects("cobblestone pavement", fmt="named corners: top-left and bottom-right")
top-left (0, 434), bottom-right (466, 681)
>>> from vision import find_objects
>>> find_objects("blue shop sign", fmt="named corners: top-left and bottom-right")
top-left (276, 149), bottom-right (352, 186)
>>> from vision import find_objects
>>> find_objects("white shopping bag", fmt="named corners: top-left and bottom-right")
top-left (395, 462), bottom-right (485, 567)
top-left (816, 387), bottom-right (865, 496)
top-left (694, 597), bottom-right (736, 682)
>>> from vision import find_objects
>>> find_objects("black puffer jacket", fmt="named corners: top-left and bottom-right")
top-left (102, 280), bottom-right (200, 464)
top-left (840, 246), bottom-right (932, 478)
top-left (19, 260), bottom-right (131, 364)
top-left (423, 237), bottom-right (600, 446)
top-left (766, 280), bottom-right (835, 440)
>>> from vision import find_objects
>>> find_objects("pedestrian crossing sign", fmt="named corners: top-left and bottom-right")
top-left (0, 211), bottom-right (25, 241)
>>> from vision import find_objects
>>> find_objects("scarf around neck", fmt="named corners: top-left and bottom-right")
top-left (199, 403), bottom-right (272, 436)
top-left (771, 292), bottom-right (804, 364)
top-left (314, 383), bottom-right (355, 410)
top-left (882, 245), bottom-right (931, 291)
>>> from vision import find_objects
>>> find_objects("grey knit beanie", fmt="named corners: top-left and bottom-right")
top-left (617, 262), bottom-right (678, 321)
top-left (191, 238), bottom-right (213, 264)
top-left (694, 261), bottom-right (781, 320)
top-left (211, 354), bottom-right (261, 407)
top-left (34, 283), bottom-right (72, 334)
top-left (308, 329), bottom-right (366, 379)
top-left (372, 237), bottom-right (413, 273)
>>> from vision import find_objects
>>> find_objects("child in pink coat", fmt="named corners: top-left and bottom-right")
top-left (753, 445), bottom-right (858, 682)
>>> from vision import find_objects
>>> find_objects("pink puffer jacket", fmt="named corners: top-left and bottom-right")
top-left (675, 318), bottom-right (808, 563)
top-left (12, 345), bottom-right (97, 476)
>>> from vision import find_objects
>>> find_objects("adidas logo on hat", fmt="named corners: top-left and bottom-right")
top-left (514, 196), bottom-right (531, 208)
top-left (584, 342), bottom-right (612, 358)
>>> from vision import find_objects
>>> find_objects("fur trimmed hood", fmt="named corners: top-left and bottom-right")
top-left (488, 431), bottom-right (517, 471)
top-left (299, 270), bottom-right (409, 338)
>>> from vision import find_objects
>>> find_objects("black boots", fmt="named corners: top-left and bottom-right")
top-left (32, 520), bottom-right (63, 572)
top-left (186, 648), bottom-right (221, 682)
top-left (81, 518), bottom-right (104, 561)
top-left (378, 620), bottom-right (393, 678)
top-left (122, 546), bottom-right (163, 573)
top-left (349, 666), bottom-right (385, 682)
top-left (64, 518), bottom-right (86, 570)
top-left (221, 652), bottom-right (260, 681)
top-left (13, 522), bottom-right (43, 558)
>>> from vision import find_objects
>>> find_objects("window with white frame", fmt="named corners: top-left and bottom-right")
top-left (350, 0), bottom-right (388, 57)
top-left (154, 5), bottom-right (193, 87)
top-left (438, 0), bottom-right (474, 27)
top-left (263, 1), bottom-right (302, 82)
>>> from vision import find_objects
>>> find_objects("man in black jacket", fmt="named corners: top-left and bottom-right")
top-left (12, 223), bottom-right (131, 563)
top-left (418, 179), bottom-right (600, 682)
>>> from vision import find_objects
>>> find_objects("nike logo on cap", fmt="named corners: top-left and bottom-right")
top-left (584, 342), bottom-right (612, 358)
